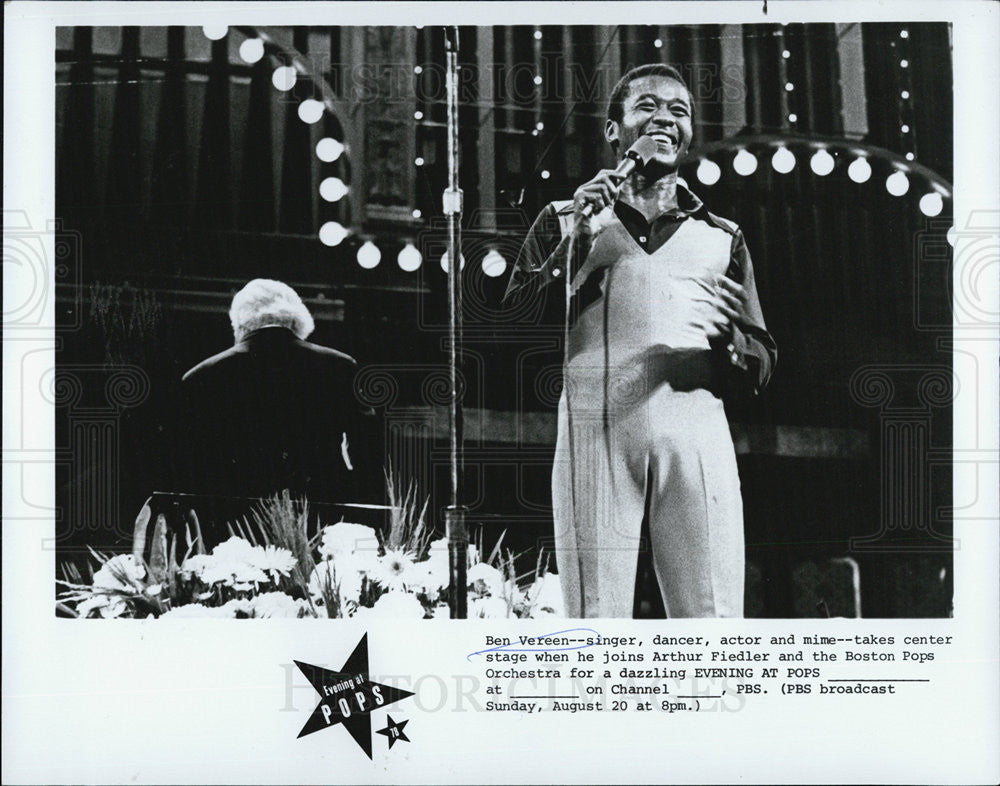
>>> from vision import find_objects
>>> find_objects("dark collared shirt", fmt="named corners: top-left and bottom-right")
top-left (504, 183), bottom-right (777, 396)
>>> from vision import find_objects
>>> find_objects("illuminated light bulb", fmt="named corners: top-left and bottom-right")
top-left (536, 121), bottom-right (545, 131)
top-left (733, 149), bottom-right (758, 176)
top-left (654, 38), bottom-right (663, 48)
top-left (810, 148), bottom-right (835, 176)
top-left (946, 226), bottom-right (956, 246)
top-left (316, 137), bottom-right (344, 162)
top-left (788, 113), bottom-right (798, 123)
top-left (412, 209), bottom-right (422, 219)
top-left (239, 38), bottom-right (265, 64)
top-left (540, 170), bottom-right (550, 180)
top-left (782, 49), bottom-right (791, 59)
top-left (900, 29), bottom-right (909, 39)
top-left (202, 24), bottom-right (228, 41)
top-left (319, 221), bottom-right (348, 247)
top-left (771, 147), bottom-right (795, 174)
top-left (439, 251), bottom-right (467, 272)
top-left (531, 129), bottom-right (539, 137)
top-left (414, 157), bottom-right (425, 167)
top-left (901, 90), bottom-right (910, 99)
top-left (696, 158), bottom-right (721, 185)
top-left (533, 29), bottom-right (543, 40)
top-left (482, 248), bottom-right (508, 278)
top-left (414, 65), bottom-right (423, 75)
top-left (397, 242), bottom-right (422, 272)
top-left (900, 59), bottom-right (908, 68)
top-left (905, 152), bottom-right (915, 161)
top-left (886, 170), bottom-right (909, 196)
top-left (847, 157), bottom-right (871, 183)
top-left (533, 75), bottom-right (543, 86)
top-left (356, 240), bottom-right (381, 269)
top-left (272, 66), bottom-right (297, 91)
top-left (414, 110), bottom-right (424, 120)
top-left (919, 192), bottom-right (944, 217)
top-left (901, 124), bottom-right (910, 133)
top-left (298, 99), bottom-right (324, 124)
top-left (319, 177), bottom-right (348, 202)
top-left (784, 81), bottom-right (795, 91)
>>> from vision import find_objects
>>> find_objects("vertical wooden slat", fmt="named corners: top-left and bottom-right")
top-left (477, 26), bottom-right (497, 232)
top-left (151, 28), bottom-right (188, 226)
top-left (460, 26), bottom-right (481, 220)
top-left (279, 28), bottom-right (314, 234)
top-left (742, 24), bottom-right (782, 132)
top-left (690, 25), bottom-right (724, 143)
top-left (196, 36), bottom-right (232, 228)
top-left (240, 53), bottom-right (276, 232)
top-left (909, 23), bottom-right (953, 179)
top-left (58, 27), bottom-right (96, 214)
top-left (106, 28), bottom-right (143, 218)
top-left (835, 23), bottom-right (868, 139)
top-left (719, 24), bottom-right (747, 138)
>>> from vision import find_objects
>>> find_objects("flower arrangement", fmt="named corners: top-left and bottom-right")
top-left (57, 485), bottom-right (564, 620)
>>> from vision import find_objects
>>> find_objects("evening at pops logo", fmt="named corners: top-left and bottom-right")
top-left (295, 634), bottom-right (414, 758)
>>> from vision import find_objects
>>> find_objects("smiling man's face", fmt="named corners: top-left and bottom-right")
top-left (606, 74), bottom-right (693, 172)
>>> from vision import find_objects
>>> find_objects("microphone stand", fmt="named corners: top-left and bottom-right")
top-left (443, 26), bottom-right (467, 619)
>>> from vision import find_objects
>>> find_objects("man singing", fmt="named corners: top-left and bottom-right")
top-left (505, 64), bottom-right (776, 618)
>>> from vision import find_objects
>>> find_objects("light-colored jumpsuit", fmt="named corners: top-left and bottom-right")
top-left (549, 205), bottom-right (755, 618)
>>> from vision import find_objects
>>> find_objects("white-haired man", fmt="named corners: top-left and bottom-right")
top-left (178, 279), bottom-right (372, 506)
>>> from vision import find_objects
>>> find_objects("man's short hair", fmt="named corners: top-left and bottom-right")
top-left (229, 278), bottom-right (315, 343)
top-left (606, 63), bottom-right (691, 125)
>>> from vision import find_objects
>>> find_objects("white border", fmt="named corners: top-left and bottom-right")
top-left (4, 3), bottom-right (998, 784)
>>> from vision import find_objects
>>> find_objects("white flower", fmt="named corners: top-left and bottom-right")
top-left (526, 572), bottom-right (565, 617)
top-left (407, 558), bottom-right (449, 597)
top-left (335, 553), bottom-right (369, 601)
top-left (200, 559), bottom-right (268, 587)
top-left (369, 590), bottom-right (426, 619)
top-left (92, 554), bottom-right (145, 592)
top-left (75, 596), bottom-right (107, 617)
top-left (470, 596), bottom-right (510, 618)
top-left (180, 554), bottom-right (213, 579)
top-left (254, 545), bottom-right (296, 581)
top-left (76, 594), bottom-right (128, 618)
top-left (318, 522), bottom-right (378, 559)
top-left (145, 583), bottom-right (162, 596)
top-left (467, 562), bottom-right (504, 597)
top-left (249, 592), bottom-right (309, 618)
top-left (221, 598), bottom-right (253, 617)
top-left (369, 549), bottom-right (416, 591)
top-left (180, 538), bottom-right (269, 587)
top-left (348, 547), bottom-right (380, 576)
top-left (427, 538), bottom-right (448, 559)
top-left (211, 536), bottom-right (258, 564)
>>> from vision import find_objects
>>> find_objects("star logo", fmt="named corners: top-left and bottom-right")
top-left (295, 634), bottom-right (414, 759)
top-left (376, 715), bottom-right (411, 749)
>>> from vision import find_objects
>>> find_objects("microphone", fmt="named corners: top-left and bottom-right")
top-left (580, 134), bottom-right (659, 218)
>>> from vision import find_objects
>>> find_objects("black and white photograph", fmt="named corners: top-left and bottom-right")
top-left (4, 1), bottom-right (998, 783)
top-left (49, 19), bottom-right (954, 620)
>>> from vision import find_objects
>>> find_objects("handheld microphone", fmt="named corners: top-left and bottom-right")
top-left (580, 134), bottom-right (659, 218)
